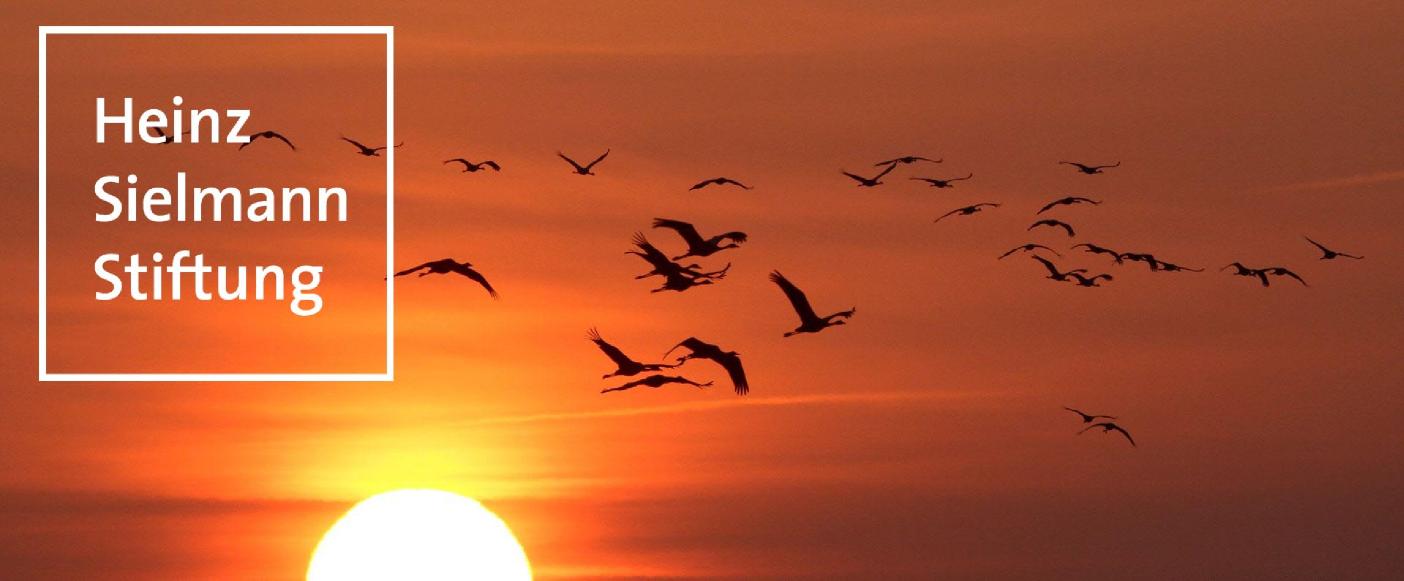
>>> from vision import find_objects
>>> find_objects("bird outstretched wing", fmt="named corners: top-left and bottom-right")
top-left (587, 328), bottom-right (636, 368)
top-left (769, 271), bottom-right (819, 324)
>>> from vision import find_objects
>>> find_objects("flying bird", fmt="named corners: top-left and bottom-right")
top-left (1119, 252), bottom-right (1162, 271)
top-left (1079, 422), bottom-right (1136, 447)
top-left (910, 174), bottom-right (973, 188)
top-left (558, 149), bottom-right (610, 175)
top-left (842, 163), bottom-right (897, 187)
top-left (393, 258), bottom-right (498, 298)
top-left (1261, 266), bottom-right (1308, 286)
top-left (600, 374), bottom-right (711, 394)
top-left (1072, 243), bottom-right (1122, 263)
top-left (690, 177), bottom-right (752, 190)
top-left (651, 267), bottom-right (728, 293)
top-left (626, 233), bottom-right (728, 282)
top-left (587, 328), bottom-right (677, 379)
top-left (1064, 407), bottom-right (1117, 424)
top-left (769, 271), bottom-right (855, 337)
top-left (934, 203), bottom-right (1000, 223)
top-left (665, 337), bottom-right (750, 395)
top-left (238, 130), bottom-right (296, 151)
top-left (1059, 161), bottom-right (1120, 175)
top-left (999, 243), bottom-right (1061, 260)
top-left (651, 218), bottom-right (748, 259)
top-left (1154, 260), bottom-right (1203, 273)
top-left (1221, 262), bottom-right (1270, 287)
top-left (1037, 196), bottom-right (1102, 214)
top-left (444, 158), bottom-right (500, 173)
top-left (1304, 236), bottom-right (1363, 260)
top-left (1028, 219), bottom-right (1076, 237)
top-left (1030, 255), bottom-right (1087, 282)
top-left (875, 155), bottom-right (942, 166)
top-left (1067, 272), bottom-right (1114, 287)
top-left (340, 135), bottom-right (402, 157)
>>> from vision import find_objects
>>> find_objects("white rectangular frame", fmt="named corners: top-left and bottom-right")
top-left (38, 25), bottom-right (394, 382)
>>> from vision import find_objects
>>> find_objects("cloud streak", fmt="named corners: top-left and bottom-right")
top-left (464, 389), bottom-right (1008, 427)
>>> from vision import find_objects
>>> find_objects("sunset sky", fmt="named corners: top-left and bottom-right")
top-left (3, 1), bottom-right (1403, 579)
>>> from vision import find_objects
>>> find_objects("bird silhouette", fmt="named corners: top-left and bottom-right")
top-left (558, 149), bottom-right (610, 175)
top-left (651, 267), bottom-right (728, 293)
top-left (1221, 262), bottom-right (1270, 286)
top-left (1028, 219), bottom-right (1076, 237)
top-left (1071, 243), bottom-right (1123, 263)
top-left (1261, 266), bottom-right (1308, 286)
top-left (1079, 422), bottom-right (1136, 447)
top-left (601, 374), bottom-right (712, 394)
top-left (651, 218), bottom-right (748, 259)
top-left (935, 203), bottom-right (1001, 223)
top-left (910, 173), bottom-right (973, 188)
top-left (842, 163), bottom-right (897, 187)
top-left (626, 233), bottom-right (728, 282)
top-left (238, 130), bottom-right (296, 151)
top-left (875, 155), bottom-right (942, 166)
top-left (1154, 260), bottom-right (1203, 273)
top-left (1059, 161), bottom-right (1120, 175)
top-left (587, 328), bottom-right (678, 379)
top-left (1304, 236), bottom-right (1362, 260)
top-left (999, 243), bottom-right (1061, 259)
top-left (394, 259), bottom-right (498, 298)
top-left (1030, 255), bottom-right (1087, 282)
top-left (444, 158), bottom-right (500, 173)
top-left (1118, 252), bottom-right (1162, 271)
top-left (1036, 196), bottom-right (1102, 214)
top-left (1064, 407), bottom-right (1117, 423)
top-left (340, 135), bottom-right (401, 157)
top-left (1067, 272), bottom-right (1114, 287)
top-left (690, 177), bottom-right (752, 190)
top-left (665, 337), bottom-right (749, 395)
top-left (769, 271), bottom-right (855, 337)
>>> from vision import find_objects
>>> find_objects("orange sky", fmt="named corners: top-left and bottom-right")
top-left (2, 1), bottom-right (1403, 579)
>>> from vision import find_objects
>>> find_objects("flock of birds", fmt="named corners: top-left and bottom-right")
top-left (236, 132), bottom-right (1366, 449)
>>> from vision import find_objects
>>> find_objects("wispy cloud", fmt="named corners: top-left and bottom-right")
top-left (1263, 169), bottom-right (1404, 193)
top-left (464, 389), bottom-right (1006, 427)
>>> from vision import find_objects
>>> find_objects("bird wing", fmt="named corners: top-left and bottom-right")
top-left (723, 178), bottom-right (752, 189)
top-left (1303, 236), bottom-right (1330, 253)
top-left (1064, 407), bottom-right (1087, 417)
top-left (557, 152), bottom-right (586, 171)
top-left (601, 377), bottom-right (648, 393)
top-left (689, 179), bottom-right (715, 190)
top-left (584, 149), bottom-right (610, 169)
top-left (452, 264), bottom-right (499, 298)
top-left (874, 158), bottom-right (900, 167)
top-left (483, 161), bottom-right (500, 170)
top-left (651, 218), bottom-right (707, 248)
top-left (587, 328), bottom-right (638, 367)
top-left (934, 208), bottom-right (962, 223)
top-left (770, 271), bottom-right (820, 323)
top-left (340, 136), bottom-right (368, 150)
top-left (1056, 221), bottom-right (1076, 236)
top-left (841, 171), bottom-right (868, 184)
top-left (1275, 268), bottom-right (1308, 286)
top-left (952, 173), bottom-right (973, 181)
top-left (1095, 162), bottom-right (1121, 170)
top-left (1109, 424), bottom-right (1136, 446)
top-left (393, 260), bottom-right (440, 277)
top-left (268, 132), bottom-right (295, 150)
top-left (872, 162), bottom-right (897, 180)
top-left (1036, 201), bottom-right (1059, 214)
top-left (717, 352), bottom-right (749, 395)
top-left (1030, 255), bottom-right (1061, 277)
top-left (663, 337), bottom-right (708, 360)
top-left (444, 158), bottom-right (469, 167)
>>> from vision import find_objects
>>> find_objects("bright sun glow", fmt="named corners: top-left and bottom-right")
top-left (307, 489), bottom-right (532, 581)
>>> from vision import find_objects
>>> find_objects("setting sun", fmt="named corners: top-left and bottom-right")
top-left (306, 490), bottom-right (531, 581)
